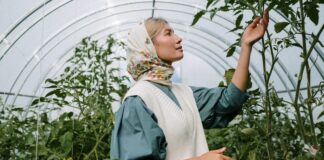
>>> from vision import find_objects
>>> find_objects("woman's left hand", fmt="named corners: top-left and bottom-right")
top-left (241, 9), bottom-right (269, 46)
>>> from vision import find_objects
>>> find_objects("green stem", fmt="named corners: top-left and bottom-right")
top-left (303, 24), bottom-right (324, 146)
top-left (58, 85), bottom-right (86, 119)
top-left (292, 0), bottom-right (308, 144)
top-left (261, 37), bottom-right (273, 160)
top-left (293, 0), bottom-right (324, 144)
top-left (95, 149), bottom-right (98, 160)
top-left (266, 31), bottom-right (277, 79)
top-left (83, 132), bottom-right (107, 160)
top-left (305, 61), bottom-right (317, 145)
top-left (241, 0), bottom-right (257, 15)
top-left (260, 1), bottom-right (274, 158)
top-left (305, 24), bottom-right (324, 66)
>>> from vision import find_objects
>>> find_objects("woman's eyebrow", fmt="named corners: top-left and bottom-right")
top-left (164, 28), bottom-right (173, 33)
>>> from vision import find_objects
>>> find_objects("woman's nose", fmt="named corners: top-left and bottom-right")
top-left (176, 34), bottom-right (182, 43)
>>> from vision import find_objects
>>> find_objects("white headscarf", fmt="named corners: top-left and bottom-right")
top-left (126, 20), bottom-right (174, 86)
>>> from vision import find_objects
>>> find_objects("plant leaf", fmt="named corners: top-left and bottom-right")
top-left (218, 81), bottom-right (226, 87)
top-left (210, 9), bottom-right (217, 20)
top-left (291, 43), bottom-right (302, 48)
top-left (241, 128), bottom-right (257, 136)
top-left (226, 46), bottom-right (236, 57)
top-left (268, 2), bottom-right (276, 10)
top-left (305, 3), bottom-right (319, 25)
top-left (224, 68), bottom-right (235, 85)
top-left (229, 26), bottom-right (243, 32)
top-left (318, 110), bottom-right (324, 120)
top-left (236, 14), bottom-right (243, 27)
top-left (191, 10), bottom-right (206, 26)
top-left (274, 22), bottom-right (289, 33)
top-left (45, 78), bottom-right (59, 85)
top-left (206, 0), bottom-right (214, 8)
top-left (31, 97), bottom-right (46, 106)
top-left (45, 89), bottom-right (60, 97)
top-left (59, 131), bottom-right (73, 155)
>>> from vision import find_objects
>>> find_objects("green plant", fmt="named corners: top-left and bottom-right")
top-left (0, 36), bottom-right (129, 159)
top-left (194, 0), bottom-right (324, 159)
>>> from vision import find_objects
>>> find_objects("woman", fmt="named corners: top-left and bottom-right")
top-left (111, 9), bottom-right (269, 160)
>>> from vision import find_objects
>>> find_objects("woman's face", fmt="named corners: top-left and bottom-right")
top-left (153, 24), bottom-right (183, 64)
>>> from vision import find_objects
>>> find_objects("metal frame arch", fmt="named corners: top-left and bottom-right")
top-left (28, 34), bottom-right (226, 107)
top-left (25, 20), bottom-right (269, 106)
top-left (0, 0), bottom-right (73, 61)
top-left (4, 0), bottom-right (320, 105)
top-left (8, 7), bottom-right (294, 105)
top-left (3, 3), bottom-right (255, 99)
top-left (1, 1), bottom-right (298, 94)
top-left (19, 28), bottom-right (226, 106)
top-left (4, 7), bottom-right (152, 104)
top-left (1, 0), bottom-right (322, 83)
top-left (10, 17), bottom-right (266, 105)
top-left (0, 0), bottom-right (55, 44)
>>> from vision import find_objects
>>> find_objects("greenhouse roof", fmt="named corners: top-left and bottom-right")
top-left (0, 0), bottom-right (323, 107)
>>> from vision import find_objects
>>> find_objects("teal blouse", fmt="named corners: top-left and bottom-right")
top-left (110, 82), bottom-right (249, 160)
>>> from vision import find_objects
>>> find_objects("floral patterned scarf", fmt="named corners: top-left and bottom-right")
top-left (126, 20), bottom-right (174, 86)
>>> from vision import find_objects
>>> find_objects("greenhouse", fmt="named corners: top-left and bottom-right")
top-left (0, 0), bottom-right (323, 159)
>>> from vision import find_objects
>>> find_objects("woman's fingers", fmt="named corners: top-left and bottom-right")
top-left (251, 9), bottom-right (269, 29)
top-left (211, 147), bottom-right (226, 154)
top-left (221, 155), bottom-right (232, 160)
top-left (264, 9), bottom-right (269, 24)
top-left (262, 9), bottom-right (269, 27)
top-left (214, 154), bottom-right (232, 160)
top-left (241, 8), bottom-right (270, 45)
top-left (250, 17), bottom-right (261, 28)
top-left (197, 149), bottom-right (232, 160)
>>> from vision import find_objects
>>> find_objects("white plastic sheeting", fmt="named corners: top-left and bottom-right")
top-left (0, 0), bottom-right (323, 107)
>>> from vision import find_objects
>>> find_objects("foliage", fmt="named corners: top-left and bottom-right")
top-left (206, 80), bottom-right (324, 159)
top-left (0, 36), bottom-right (129, 159)
top-left (1, 1), bottom-right (323, 159)
top-left (195, 0), bottom-right (324, 159)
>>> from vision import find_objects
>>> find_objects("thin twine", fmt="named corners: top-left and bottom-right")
top-left (35, 0), bottom-right (46, 159)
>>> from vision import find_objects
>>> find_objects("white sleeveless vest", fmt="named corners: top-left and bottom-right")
top-left (124, 81), bottom-right (209, 160)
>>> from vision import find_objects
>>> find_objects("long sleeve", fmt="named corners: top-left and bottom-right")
top-left (191, 82), bottom-right (249, 129)
top-left (110, 82), bottom-right (249, 159)
top-left (110, 96), bottom-right (167, 160)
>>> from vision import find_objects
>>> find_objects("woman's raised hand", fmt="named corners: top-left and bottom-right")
top-left (188, 147), bottom-right (232, 160)
top-left (241, 9), bottom-right (269, 46)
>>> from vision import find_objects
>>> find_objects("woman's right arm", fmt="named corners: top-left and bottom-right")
top-left (110, 96), bottom-right (167, 160)
top-left (231, 9), bottom-right (269, 91)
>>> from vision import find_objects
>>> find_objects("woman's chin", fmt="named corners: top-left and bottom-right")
top-left (173, 54), bottom-right (184, 62)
